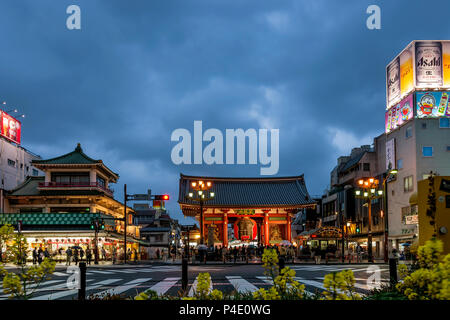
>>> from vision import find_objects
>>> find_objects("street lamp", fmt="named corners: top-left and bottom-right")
top-left (186, 180), bottom-right (215, 245)
top-left (382, 164), bottom-right (398, 262)
top-left (355, 177), bottom-right (384, 263)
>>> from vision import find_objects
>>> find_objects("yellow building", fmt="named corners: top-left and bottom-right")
top-left (418, 176), bottom-right (450, 254)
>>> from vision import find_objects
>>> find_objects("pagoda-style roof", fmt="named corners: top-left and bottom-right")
top-left (32, 143), bottom-right (119, 181)
top-left (178, 173), bottom-right (316, 210)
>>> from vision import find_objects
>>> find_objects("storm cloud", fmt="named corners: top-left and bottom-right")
top-left (1, 0), bottom-right (449, 224)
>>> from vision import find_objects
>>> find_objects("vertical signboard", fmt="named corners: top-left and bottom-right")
top-left (0, 110), bottom-right (22, 145)
top-left (415, 41), bottom-right (443, 88)
top-left (443, 42), bottom-right (450, 87)
top-left (386, 138), bottom-right (396, 171)
top-left (400, 45), bottom-right (414, 97)
top-left (385, 93), bottom-right (414, 133)
top-left (387, 57), bottom-right (401, 107)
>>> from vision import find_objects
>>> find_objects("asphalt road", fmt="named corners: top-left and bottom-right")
top-left (0, 263), bottom-right (390, 300)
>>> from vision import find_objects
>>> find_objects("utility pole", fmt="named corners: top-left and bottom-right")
top-left (367, 198), bottom-right (373, 263)
top-left (200, 199), bottom-right (204, 245)
top-left (124, 184), bottom-right (127, 264)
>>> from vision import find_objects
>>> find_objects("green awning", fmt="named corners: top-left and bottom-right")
top-left (0, 212), bottom-right (115, 226)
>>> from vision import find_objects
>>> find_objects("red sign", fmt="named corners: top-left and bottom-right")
top-left (0, 110), bottom-right (21, 144)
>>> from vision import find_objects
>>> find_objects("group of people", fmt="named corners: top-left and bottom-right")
top-left (64, 247), bottom-right (105, 266)
top-left (31, 247), bottom-right (50, 264)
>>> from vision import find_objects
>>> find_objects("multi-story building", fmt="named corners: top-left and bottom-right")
top-left (0, 137), bottom-right (43, 212)
top-left (0, 143), bottom-right (140, 258)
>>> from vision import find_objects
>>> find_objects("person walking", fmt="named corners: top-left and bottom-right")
top-left (73, 248), bottom-right (79, 265)
top-left (32, 248), bottom-right (38, 265)
top-left (86, 248), bottom-right (92, 265)
top-left (37, 247), bottom-right (43, 265)
top-left (79, 248), bottom-right (85, 262)
top-left (133, 248), bottom-right (138, 263)
top-left (101, 247), bottom-right (107, 261)
top-left (356, 244), bottom-right (363, 263)
top-left (66, 247), bottom-right (72, 266)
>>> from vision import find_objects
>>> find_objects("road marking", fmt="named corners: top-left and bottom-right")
top-left (226, 276), bottom-right (258, 293)
top-left (188, 275), bottom-right (213, 297)
top-left (148, 277), bottom-right (180, 295)
top-left (52, 272), bottom-right (68, 277)
top-left (0, 280), bottom-right (66, 300)
top-left (30, 278), bottom-right (121, 300)
top-left (90, 278), bottom-right (152, 298)
top-left (88, 270), bottom-right (115, 274)
top-left (294, 277), bottom-right (326, 290)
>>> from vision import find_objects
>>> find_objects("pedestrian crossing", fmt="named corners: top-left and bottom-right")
top-left (0, 273), bottom-right (386, 300)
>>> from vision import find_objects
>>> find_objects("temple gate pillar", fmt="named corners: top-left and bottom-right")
top-left (263, 210), bottom-right (270, 246)
top-left (287, 213), bottom-right (292, 242)
top-left (223, 211), bottom-right (228, 248)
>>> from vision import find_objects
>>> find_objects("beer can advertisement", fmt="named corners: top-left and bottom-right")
top-left (0, 110), bottom-right (22, 144)
top-left (415, 41), bottom-right (443, 87)
top-left (387, 57), bottom-right (400, 107)
top-left (416, 91), bottom-right (450, 118)
top-left (385, 93), bottom-right (414, 133)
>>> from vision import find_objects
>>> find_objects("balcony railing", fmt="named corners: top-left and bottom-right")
top-left (38, 182), bottom-right (114, 196)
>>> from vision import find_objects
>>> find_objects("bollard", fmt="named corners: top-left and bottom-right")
top-left (182, 258), bottom-right (188, 292)
top-left (78, 262), bottom-right (86, 300)
top-left (279, 257), bottom-right (285, 274)
top-left (389, 258), bottom-right (398, 287)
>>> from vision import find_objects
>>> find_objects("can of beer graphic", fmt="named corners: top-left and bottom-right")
top-left (416, 41), bottom-right (443, 87)
top-left (387, 57), bottom-right (400, 106)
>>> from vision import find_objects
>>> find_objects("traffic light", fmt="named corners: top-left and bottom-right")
top-left (90, 219), bottom-right (95, 230)
top-left (356, 227), bottom-right (360, 233)
top-left (154, 194), bottom-right (169, 200)
top-left (17, 220), bottom-right (23, 232)
top-left (100, 219), bottom-right (105, 230)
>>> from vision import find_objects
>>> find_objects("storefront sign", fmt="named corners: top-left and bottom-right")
top-left (387, 57), bottom-right (401, 106)
top-left (385, 93), bottom-right (413, 133)
top-left (405, 215), bottom-right (418, 225)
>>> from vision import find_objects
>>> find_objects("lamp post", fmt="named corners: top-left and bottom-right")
top-left (382, 166), bottom-right (398, 263)
top-left (186, 180), bottom-right (215, 245)
top-left (355, 177), bottom-right (384, 263)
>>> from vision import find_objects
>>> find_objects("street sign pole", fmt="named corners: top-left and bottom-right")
top-left (124, 184), bottom-right (127, 264)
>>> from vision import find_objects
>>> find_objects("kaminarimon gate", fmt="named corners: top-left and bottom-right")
top-left (178, 174), bottom-right (316, 247)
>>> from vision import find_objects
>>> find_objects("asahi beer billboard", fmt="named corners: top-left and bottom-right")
top-left (0, 110), bottom-right (22, 145)
top-left (386, 40), bottom-right (450, 110)
top-left (415, 41), bottom-right (443, 88)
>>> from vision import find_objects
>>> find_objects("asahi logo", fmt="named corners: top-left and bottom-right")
top-left (388, 72), bottom-right (399, 89)
top-left (417, 56), bottom-right (441, 67)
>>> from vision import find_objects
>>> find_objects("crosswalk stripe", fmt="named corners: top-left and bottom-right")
top-left (148, 277), bottom-right (180, 295)
top-left (30, 278), bottom-right (121, 300)
top-left (294, 277), bottom-right (326, 290)
top-left (90, 278), bottom-right (152, 298)
top-left (0, 280), bottom-right (67, 300)
top-left (53, 272), bottom-right (68, 277)
top-left (226, 276), bottom-right (258, 293)
top-left (88, 270), bottom-right (115, 274)
top-left (188, 276), bottom-right (213, 297)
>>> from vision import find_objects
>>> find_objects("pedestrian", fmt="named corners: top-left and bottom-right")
top-left (37, 247), bottom-right (43, 264)
top-left (156, 248), bottom-right (160, 260)
top-left (86, 248), bottom-right (92, 265)
top-left (32, 248), bottom-right (38, 265)
top-left (79, 248), bottom-right (85, 261)
top-left (73, 248), bottom-right (79, 265)
top-left (133, 248), bottom-right (138, 262)
top-left (65, 247), bottom-right (72, 266)
top-left (112, 248), bottom-right (117, 264)
top-left (101, 247), bottom-right (107, 261)
top-left (356, 244), bottom-right (363, 263)
top-left (127, 248), bottom-right (132, 262)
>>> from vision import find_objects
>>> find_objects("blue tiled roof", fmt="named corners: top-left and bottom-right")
top-left (178, 174), bottom-right (315, 207)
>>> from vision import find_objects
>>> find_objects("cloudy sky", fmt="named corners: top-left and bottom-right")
top-left (1, 0), bottom-right (449, 224)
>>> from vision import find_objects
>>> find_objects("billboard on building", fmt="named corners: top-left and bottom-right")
top-left (385, 93), bottom-right (414, 133)
top-left (416, 91), bottom-right (450, 118)
top-left (0, 110), bottom-right (21, 144)
top-left (386, 138), bottom-right (396, 171)
top-left (386, 40), bottom-right (450, 110)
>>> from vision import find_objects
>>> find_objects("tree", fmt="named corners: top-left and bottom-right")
top-left (0, 224), bottom-right (56, 299)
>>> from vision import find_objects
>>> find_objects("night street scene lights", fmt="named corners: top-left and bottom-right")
top-left (355, 177), bottom-right (384, 263)
top-left (381, 165), bottom-right (398, 262)
top-left (186, 180), bottom-right (215, 245)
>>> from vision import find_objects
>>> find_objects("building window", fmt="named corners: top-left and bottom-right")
top-left (446, 195), bottom-right (450, 209)
top-left (7, 159), bottom-right (16, 167)
top-left (421, 122), bottom-right (427, 129)
top-left (97, 176), bottom-right (106, 188)
top-left (397, 159), bottom-right (403, 170)
top-left (439, 117), bottom-right (450, 128)
top-left (447, 146), bottom-right (450, 152)
top-left (405, 126), bottom-right (413, 138)
top-left (404, 175), bottom-right (413, 193)
top-left (363, 163), bottom-right (370, 171)
top-left (32, 169), bottom-right (38, 176)
top-left (422, 146), bottom-right (433, 157)
top-left (51, 172), bottom-right (90, 184)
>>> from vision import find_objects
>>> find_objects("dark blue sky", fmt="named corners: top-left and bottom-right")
top-left (1, 0), bottom-right (449, 224)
